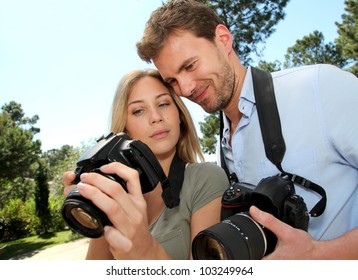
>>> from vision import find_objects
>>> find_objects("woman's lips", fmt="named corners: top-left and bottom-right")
top-left (151, 129), bottom-right (169, 139)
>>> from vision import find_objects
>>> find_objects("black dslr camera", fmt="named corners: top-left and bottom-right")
top-left (192, 175), bottom-right (309, 260)
top-left (61, 132), bottom-right (171, 238)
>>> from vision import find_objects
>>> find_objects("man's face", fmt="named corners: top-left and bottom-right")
top-left (153, 30), bottom-right (235, 113)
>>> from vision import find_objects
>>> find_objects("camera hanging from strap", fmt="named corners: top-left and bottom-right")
top-left (220, 67), bottom-right (327, 217)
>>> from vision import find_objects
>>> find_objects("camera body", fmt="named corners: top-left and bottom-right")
top-left (62, 132), bottom-right (170, 238)
top-left (192, 175), bottom-right (309, 260)
top-left (221, 176), bottom-right (309, 230)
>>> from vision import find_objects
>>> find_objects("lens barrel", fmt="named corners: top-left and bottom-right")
top-left (61, 187), bottom-right (111, 238)
top-left (192, 213), bottom-right (276, 260)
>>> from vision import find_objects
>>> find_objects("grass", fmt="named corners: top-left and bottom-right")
top-left (0, 230), bottom-right (82, 260)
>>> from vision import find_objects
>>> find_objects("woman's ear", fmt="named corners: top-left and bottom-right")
top-left (215, 24), bottom-right (234, 54)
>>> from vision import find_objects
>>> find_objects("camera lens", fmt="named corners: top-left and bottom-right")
top-left (70, 207), bottom-right (99, 229)
top-left (192, 213), bottom-right (276, 260)
top-left (192, 234), bottom-right (229, 260)
top-left (61, 187), bottom-right (111, 238)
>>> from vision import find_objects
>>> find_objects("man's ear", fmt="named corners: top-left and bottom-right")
top-left (215, 24), bottom-right (233, 54)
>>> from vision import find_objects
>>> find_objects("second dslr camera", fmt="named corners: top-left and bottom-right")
top-left (192, 175), bottom-right (309, 260)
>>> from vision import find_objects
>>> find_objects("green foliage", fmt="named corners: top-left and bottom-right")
top-left (43, 145), bottom-right (82, 197)
top-left (199, 112), bottom-right (220, 154)
top-left (34, 159), bottom-right (51, 233)
top-left (0, 101), bottom-right (83, 241)
top-left (0, 102), bottom-right (41, 181)
top-left (0, 198), bottom-right (40, 241)
top-left (257, 60), bottom-right (283, 72)
top-left (197, 0), bottom-right (290, 65)
top-left (335, 0), bottom-right (358, 75)
top-left (0, 196), bottom-right (67, 242)
top-left (284, 31), bottom-right (349, 69)
top-left (0, 177), bottom-right (36, 209)
top-left (47, 195), bottom-right (67, 232)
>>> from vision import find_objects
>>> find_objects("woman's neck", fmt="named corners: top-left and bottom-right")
top-left (156, 151), bottom-right (176, 176)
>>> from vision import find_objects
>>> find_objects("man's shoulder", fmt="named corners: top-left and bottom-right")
top-left (271, 64), bottom-right (347, 79)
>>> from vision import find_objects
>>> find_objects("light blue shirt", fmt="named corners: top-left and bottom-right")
top-left (219, 64), bottom-right (358, 240)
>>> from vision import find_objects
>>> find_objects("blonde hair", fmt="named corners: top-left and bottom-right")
top-left (111, 69), bottom-right (204, 163)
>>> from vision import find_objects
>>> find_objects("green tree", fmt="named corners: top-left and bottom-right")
top-left (284, 30), bottom-right (349, 69)
top-left (43, 144), bottom-right (82, 197)
top-left (0, 101), bottom-right (41, 181)
top-left (335, 0), bottom-right (358, 75)
top-left (257, 59), bottom-right (282, 72)
top-left (199, 112), bottom-right (220, 155)
top-left (34, 159), bottom-right (51, 233)
top-left (0, 102), bottom-right (42, 203)
top-left (197, 0), bottom-right (290, 65)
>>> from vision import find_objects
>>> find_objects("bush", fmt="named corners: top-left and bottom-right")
top-left (0, 198), bottom-right (40, 241)
top-left (48, 195), bottom-right (67, 232)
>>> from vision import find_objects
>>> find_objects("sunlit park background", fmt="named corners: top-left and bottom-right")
top-left (1, 0), bottom-right (356, 259)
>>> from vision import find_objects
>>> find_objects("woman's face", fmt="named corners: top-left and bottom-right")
top-left (125, 76), bottom-right (181, 160)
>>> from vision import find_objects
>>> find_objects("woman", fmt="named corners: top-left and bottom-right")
top-left (63, 69), bottom-right (229, 259)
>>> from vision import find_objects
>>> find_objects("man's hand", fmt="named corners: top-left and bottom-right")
top-left (249, 206), bottom-right (317, 259)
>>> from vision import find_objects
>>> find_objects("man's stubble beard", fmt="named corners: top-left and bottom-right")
top-left (204, 52), bottom-right (236, 114)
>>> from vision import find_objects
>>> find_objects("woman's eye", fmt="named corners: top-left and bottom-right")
top-left (132, 108), bottom-right (143, 115)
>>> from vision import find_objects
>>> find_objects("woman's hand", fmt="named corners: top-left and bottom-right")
top-left (76, 162), bottom-right (165, 259)
top-left (62, 171), bottom-right (77, 197)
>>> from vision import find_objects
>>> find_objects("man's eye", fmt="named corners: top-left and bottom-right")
top-left (185, 61), bottom-right (196, 71)
top-left (167, 79), bottom-right (178, 86)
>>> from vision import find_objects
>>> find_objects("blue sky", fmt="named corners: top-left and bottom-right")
top-left (0, 0), bottom-right (346, 153)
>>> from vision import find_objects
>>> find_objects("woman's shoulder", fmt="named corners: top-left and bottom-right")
top-left (186, 162), bottom-right (228, 181)
top-left (182, 162), bottom-right (229, 206)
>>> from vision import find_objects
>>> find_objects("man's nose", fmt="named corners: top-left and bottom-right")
top-left (177, 76), bottom-right (196, 98)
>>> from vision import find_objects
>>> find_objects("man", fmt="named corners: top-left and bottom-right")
top-left (136, 0), bottom-right (358, 259)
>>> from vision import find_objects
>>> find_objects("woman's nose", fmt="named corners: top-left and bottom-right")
top-left (149, 108), bottom-right (163, 124)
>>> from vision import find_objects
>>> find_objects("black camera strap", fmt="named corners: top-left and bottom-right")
top-left (220, 67), bottom-right (327, 217)
top-left (130, 140), bottom-right (184, 208)
top-left (167, 153), bottom-right (186, 207)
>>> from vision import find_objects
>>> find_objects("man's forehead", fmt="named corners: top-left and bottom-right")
top-left (153, 32), bottom-right (198, 74)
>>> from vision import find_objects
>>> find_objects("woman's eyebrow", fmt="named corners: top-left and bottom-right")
top-left (127, 93), bottom-right (170, 106)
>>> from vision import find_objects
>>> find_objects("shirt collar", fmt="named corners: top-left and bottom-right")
top-left (221, 66), bottom-right (256, 136)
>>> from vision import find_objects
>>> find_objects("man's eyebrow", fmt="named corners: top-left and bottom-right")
top-left (164, 56), bottom-right (196, 83)
top-left (178, 56), bottom-right (196, 73)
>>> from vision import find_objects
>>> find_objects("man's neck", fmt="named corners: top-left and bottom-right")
top-left (223, 62), bottom-right (247, 134)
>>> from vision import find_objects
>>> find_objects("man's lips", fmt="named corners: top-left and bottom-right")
top-left (191, 86), bottom-right (208, 103)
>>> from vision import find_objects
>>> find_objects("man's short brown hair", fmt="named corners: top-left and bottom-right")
top-left (136, 0), bottom-right (223, 63)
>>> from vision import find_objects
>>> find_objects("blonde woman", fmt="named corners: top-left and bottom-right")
top-left (63, 69), bottom-right (229, 259)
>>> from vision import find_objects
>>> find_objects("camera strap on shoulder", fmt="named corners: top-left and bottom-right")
top-left (130, 140), bottom-right (184, 208)
top-left (220, 67), bottom-right (327, 217)
top-left (130, 140), bottom-right (174, 208)
top-left (167, 153), bottom-right (186, 207)
top-left (251, 67), bottom-right (326, 217)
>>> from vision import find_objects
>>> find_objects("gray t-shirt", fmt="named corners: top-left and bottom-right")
top-left (149, 162), bottom-right (230, 259)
